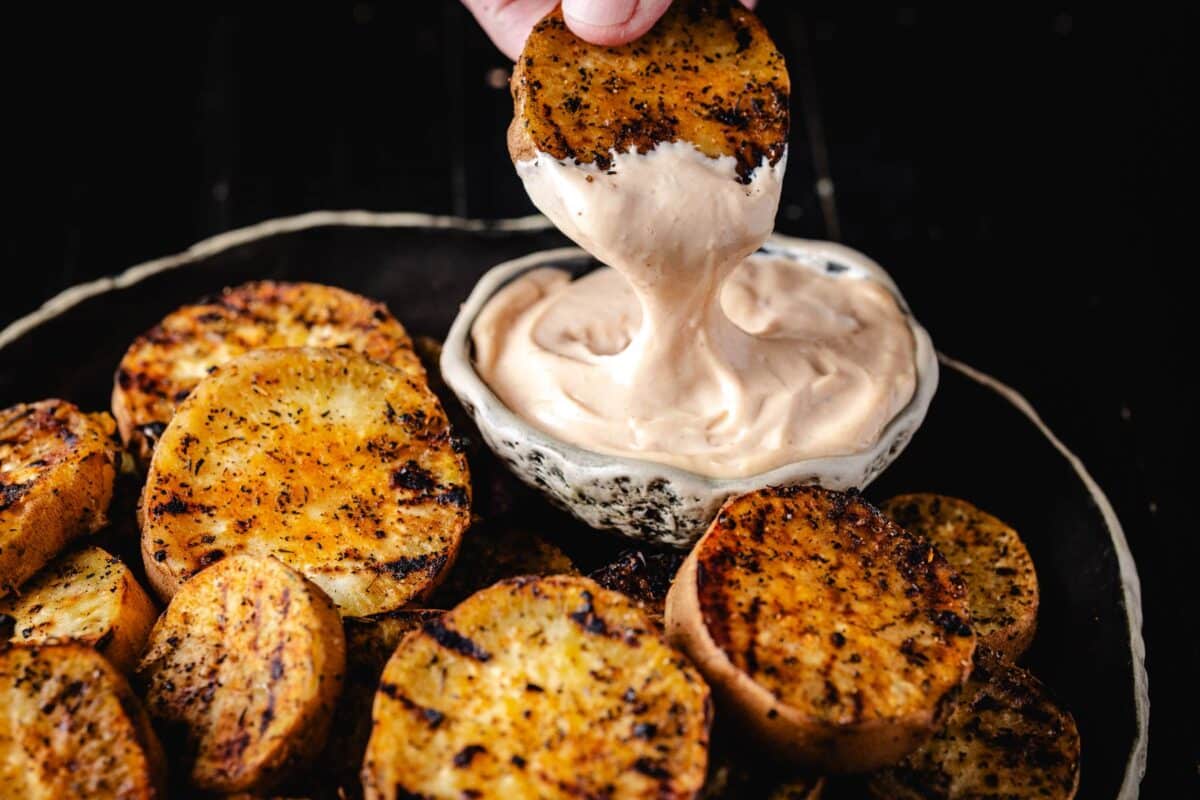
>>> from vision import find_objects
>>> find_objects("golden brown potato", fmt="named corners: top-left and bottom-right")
top-left (428, 520), bottom-right (576, 607)
top-left (0, 546), bottom-right (156, 674)
top-left (511, 0), bottom-right (789, 180)
top-left (139, 347), bottom-right (471, 616)
top-left (589, 549), bottom-right (684, 625)
top-left (322, 609), bottom-right (444, 798)
top-left (112, 281), bottom-right (424, 465)
top-left (0, 642), bottom-right (166, 799)
top-left (666, 486), bottom-right (976, 773)
top-left (882, 494), bottom-right (1039, 659)
top-left (137, 554), bottom-right (345, 794)
top-left (1, 400), bottom-right (119, 598)
top-left (868, 647), bottom-right (1080, 799)
top-left (362, 575), bottom-right (711, 800)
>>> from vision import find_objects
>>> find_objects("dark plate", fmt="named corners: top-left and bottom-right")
top-left (0, 212), bottom-right (1147, 798)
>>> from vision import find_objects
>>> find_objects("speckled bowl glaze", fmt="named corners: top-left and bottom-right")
top-left (441, 235), bottom-right (938, 547)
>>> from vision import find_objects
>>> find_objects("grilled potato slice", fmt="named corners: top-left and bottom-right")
top-left (868, 647), bottom-right (1080, 799)
top-left (428, 521), bottom-right (576, 607)
top-left (666, 486), bottom-right (976, 772)
top-left (137, 554), bottom-right (345, 793)
top-left (0, 642), bottom-right (166, 799)
top-left (1, 400), bottom-right (119, 598)
top-left (323, 609), bottom-right (444, 798)
top-left (113, 281), bottom-right (424, 466)
top-left (589, 549), bottom-right (684, 625)
top-left (510, 0), bottom-right (789, 179)
top-left (0, 546), bottom-right (156, 674)
top-left (139, 347), bottom-right (471, 616)
top-left (882, 494), bottom-right (1039, 659)
top-left (361, 575), bottom-right (712, 800)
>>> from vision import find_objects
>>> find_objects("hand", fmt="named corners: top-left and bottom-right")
top-left (463, 0), bottom-right (758, 61)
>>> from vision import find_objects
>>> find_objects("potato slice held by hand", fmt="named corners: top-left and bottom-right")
top-left (362, 575), bottom-right (711, 800)
top-left (137, 554), bottom-right (345, 794)
top-left (510, 0), bottom-right (789, 177)
top-left (0, 643), bottom-right (166, 800)
top-left (666, 486), bottom-right (976, 772)
top-left (0, 546), bottom-right (156, 674)
top-left (139, 347), bottom-right (471, 616)
top-left (1, 400), bottom-right (119, 598)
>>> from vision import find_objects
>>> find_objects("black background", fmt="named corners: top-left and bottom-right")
top-left (2, 4), bottom-right (1193, 795)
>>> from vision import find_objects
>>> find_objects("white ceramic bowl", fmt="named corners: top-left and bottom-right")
top-left (441, 235), bottom-right (938, 547)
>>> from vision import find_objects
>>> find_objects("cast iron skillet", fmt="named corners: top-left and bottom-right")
top-left (0, 211), bottom-right (1148, 798)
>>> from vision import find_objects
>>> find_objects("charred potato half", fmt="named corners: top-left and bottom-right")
top-left (362, 575), bottom-right (711, 800)
top-left (511, 0), bottom-right (789, 179)
top-left (1, 400), bottom-right (119, 598)
top-left (0, 546), bottom-right (156, 674)
top-left (0, 642), bottom-right (165, 799)
top-left (666, 486), bottom-right (976, 772)
top-left (137, 554), bottom-right (345, 794)
top-left (139, 347), bottom-right (471, 616)
top-left (868, 647), bottom-right (1080, 799)
top-left (113, 281), bottom-right (424, 465)
top-left (882, 493), bottom-right (1039, 659)
top-left (589, 549), bottom-right (685, 625)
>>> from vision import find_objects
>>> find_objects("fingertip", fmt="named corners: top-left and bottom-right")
top-left (562, 0), bottom-right (673, 47)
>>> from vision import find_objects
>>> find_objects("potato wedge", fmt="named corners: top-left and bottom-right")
top-left (428, 521), bottom-right (576, 607)
top-left (882, 494), bottom-right (1039, 659)
top-left (511, 0), bottom-right (789, 180)
top-left (139, 347), bottom-right (471, 616)
top-left (0, 546), bottom-right (156, 674)
top-left (1, 400), bottom-right (119, 598)
top-left (589, 549), bottom-right (684, 624)
top-left (362, 575), bottom-right (711, 800)
top-left (0, 642), bottom-right (165, 799)
top-left (666, 486), bottom-right (976, 772)
top-left (113, 281), bottom-right (424, 466)
top-left (868, 646), bottom-right (1080, 799)
top-left (137, 554), bottom-right (345, 793)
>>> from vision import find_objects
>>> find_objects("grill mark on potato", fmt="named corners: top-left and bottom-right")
top-left (377, 552), bottom-right (448, 582)
top-left (378, 683), bottom-right (446, 729)
top-left (421, 618), bottom-right (492, 662)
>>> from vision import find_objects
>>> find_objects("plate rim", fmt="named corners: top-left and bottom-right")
top-left (0, 209), bottom-right (1149, 797)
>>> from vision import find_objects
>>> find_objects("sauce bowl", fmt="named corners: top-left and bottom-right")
top-left (441, 235), bottom-right (938, 547)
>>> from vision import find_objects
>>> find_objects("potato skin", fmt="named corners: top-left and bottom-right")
top-left (113, 281), bottom-right (424, 467)
top-left (666, 486), bottom-right (976, 773)
top-left (868, 647), bottom-right (1080, 799)
top-left (881, 494), bottom-right (1039, 659)
top-left (362, 575), bottom-right (711, 800)
top-left (138, 347), bottom-right (470, 616)
top-left (0, 642), bottom-right (166, 800)
top-left (0, 546), bottom-right (157, 674)
top-left (1, 400), bottom-right (119, 598)
top-left (137, 554), bottom-right (345, 794)
top-left (510, 0), bottom-right (789, 179)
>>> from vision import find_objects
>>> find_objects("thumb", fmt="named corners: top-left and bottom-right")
top-left (561, 0), bottom-right (675, 47)
top-left (462, 0), bottom-right (560, 61)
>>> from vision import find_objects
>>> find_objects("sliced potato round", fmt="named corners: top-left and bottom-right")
top-left (0, 546), bottom-right (156, 673)
top-left (137, 554), bottom-right (345, 794)
top-left (589, 549), bottom-right (685, 625)
top-left (139, 347), bottom-right (471, 616)
top-left (511, 0), bottom-right (789, 180)
top-left (0, 642), bottom-right (165, 799)
top-left (881, 493), bottom-right (1039, 659)
top-left (1, 400), bottom-right (119, 598)
top-left (428, 521), bottom-right (576, 607)
top-left (666, 486), bottom-right (976, 772)
top-left (113, 280), bottom-right (424, 465)
top-left (362, 575), bottom-right (712, 800)
top-left (868, 647), bottom-right (1080, 799)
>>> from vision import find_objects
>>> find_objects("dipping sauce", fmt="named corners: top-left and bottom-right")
top-left (472, 142), bottom-right (917, 479)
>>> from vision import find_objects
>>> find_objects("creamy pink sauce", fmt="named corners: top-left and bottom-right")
top-left (471, 142), bottom-right (917, 478)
